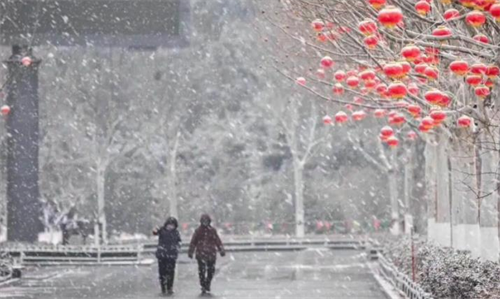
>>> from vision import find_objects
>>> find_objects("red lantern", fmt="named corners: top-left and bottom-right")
top-left (333, 83), bottom-right (345, 95)
top-left (408, 104), bottom-right (422, 117)
top-left (334, 70), bottom-right (346, 82)
top-left (466, 74), bottom-right (483, 86)
top-left (359, 19), bottom-right (378, 35)
top-left (415, 0), bottom-right (431, 15)
top-left (317, 32), bottom-right (328, 43)
top-left (439, 93), bottom-right (452, 107)
top-left (449, 60), bottom-right (469, 76)
top-left (316, 69), bottom-right (326, 79)
top-left (365, 80), bottom-right (377, 90)
top-left (376, 83), bottom-right (388, 96)
top-left (388, 81), bottom-right (407, 99)
top-left (321, 56), bottom-right (334, 68)
top-left (296, 77), bottom-right (306, 86)
top-left (475, 85), bottom-right (490, 98)
top-left (430, 110), bottom-right (447, 123)
top-left (486, 65), bottom-right (500, 78)
top-left (364, 35), bottom-right (379, 49)
top-left (421, 116), bottom-right (435, 129)
top-left (444, 8), bottom-right (460, 20)
top-left (1, 105), bottom-right (10, 116)
top-left (424, 66), bottom-right (439, 81)
top-left (346, 76), bottom-right (360, 88)
top-left (408, 82), bottom-right (419, 95)
top-left (389, 113), bottom-right (406, 126)
top-left (312, 19), bottom-right (325, 32)
top-left (441, 0), bottom-right (452, 4)
top-left (460, 0), bottom-right (476, 7)
top-left (374, 109), bottom-right (386, 118)
top-left (383, 62), bottom-right (403, 79)
top-left (400, 61), bottom-right (411, 77)
top-left (485, 79), bottom-right (495, 88)
top-left (457, 115), bottom-right (472, 128)
top-left (473, 34), bottom-right (489, 44)
top-left (432, 26), bottom-right (453, 38)
top-left (359, 69), bottom-right (376, 81)
top-left (323, 115), bottom-right (333, 125)
top-left (470, 63), bottom-right (487, 75)
top-left (378, 6), bottom-right (404, 28)
top-left (386, 136), bottom-right (399, 148)
top-left (407, 131), bottom-right (418, 140)
top-left (352, 110), bottom-right (367, 121)
top-left (466, 10), bottom-right (486, 27)
top-left (415, 63), bottom-right (428, 74)
top-left (381, 126), bottom-right (394, 137)
top-left (345, 103), bottom-right (354, 111)
top-left (425, 89), bottom-right (445, 104)
top-left (490, 2), bottom-right (500, 21)
top-left (369, 0), bottom-right (387, 10)
top-left (335, 111), bottom-right (349, 123)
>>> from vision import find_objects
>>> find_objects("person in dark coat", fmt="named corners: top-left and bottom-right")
top-left (188, 214), bottom-right (225, 294)
top-left (153, 217), bottom-right (182, 295)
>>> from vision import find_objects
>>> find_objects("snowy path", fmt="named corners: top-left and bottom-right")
top-left (0, 250), bottom-right (387, 299)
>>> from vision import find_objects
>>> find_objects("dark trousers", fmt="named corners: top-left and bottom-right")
top-left (197, 259), bottom-right (216, 291)
top-left (158, 258), bottom-right (176, 292)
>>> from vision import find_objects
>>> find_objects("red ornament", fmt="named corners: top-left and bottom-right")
top-left (475, 85), bottom-right (490, 98)
top-left (415, 0), bottom-right (431, 15)
top-left (312, 19), bottom-right (325, 32)
top-left (415, 63), bottom-right (428, 74)
top-left (388, 81), bottom-right (407, 99)
top-left (381, 126), bottom-right (394, 137)
top-left (386, 136), bottom-right (399, 148)
top-left (421, 116), bottom-right (435, 129)
top-left (430, 110), bottom-right (447, 123)
top-left (333, 83), bottom-right (345, 95)
top-left (321, 56), bottom-right (334, 68)
top-left (432, 26), bottom-right (453, 38)
top-left (485, 79), bottom-right (495, 88)
top-left (424, 66), bottom-right (439, 81)
top-left (460, 0), bottom-right (475, 7)
top-left (374, 109), bottom-right (386, 118)
top-left (400, 61), bottom-right (412, 77)
top-left (407, 131), bottom-right (418, 140)
top-left (457, 115), bottom-right (472, 128)
top-left (473, 34), bottom-right (489, 44)
top-left (376, 83), bottom-right (388, 96)
top-left (470, 63), bottom-right (487, 75)
top-left (316, 69), bottom-right (326, 79)
top-left (466, 74), bottom-right (483, 86)
top-left (364, 35), bottom-right (379, 49)
top-left (335, 111), bottom-right (349, 123)
top-left (317, 32), bottom-right (328, 43)
top-left (345, 103), bottom-right (354, 111)
top-left (389, 113), bottom-right (406, 126)
top-left (352, 110), bottom-right (367, 121)
top-left (408, 82), bottom-right (419, 95)
top-left (359, 69), bottom-right (376, 81)
top-left (490, 2), bottom-right (500, 21)
top-left (1, 105), bottom-right (10, 116)
top-left (323, 115), bottom-right (333, 125)
top-left (346, 76), bottom-right (360, 88)
top-left (369, 0), bottom-right (387, 10)
top-left (449, 60), bottom-right (469, 76)
top-left (334, 70), bottom-right (346, 82)
top-left (466, 10), bottom-right (486, 27)
top-left (359, 19), bottom-right (378, 35)
top-left (365, 80), bottom-right (377, 90)
top-left (378, 6), bottom-right (403, 29)
top-left (444, 8), bottom-right (460, 20)
top-left (486, 65), bottom-right (500, 78)
top-left (425, 89), bottom-right (445, 104)
top-left (408, 104), bottom-right (422, 117)
top-left (383, 62), bottom-right (404, 79)
top-left (296, 77), bottom-right (306, 86)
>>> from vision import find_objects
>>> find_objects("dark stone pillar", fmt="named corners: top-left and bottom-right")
top-left (5, 45), bottom-right (42, 242)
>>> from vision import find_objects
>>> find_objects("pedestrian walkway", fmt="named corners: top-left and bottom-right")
top-left (0, 250), bottom-right (387, 298)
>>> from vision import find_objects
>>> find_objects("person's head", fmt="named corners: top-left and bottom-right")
top-left (200, 214), bottom-right (211, 227)
top-left (164, 217), bottom-right (178, 231)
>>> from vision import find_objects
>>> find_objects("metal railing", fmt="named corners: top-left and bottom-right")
top-left (377, 252), bottom-right (433, 299)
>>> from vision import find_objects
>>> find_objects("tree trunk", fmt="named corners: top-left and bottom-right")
top-left (403, 149), bottom-right (414, 235)
top-left (167, 131), bottom-right (181, 219)
top-left (96, 160), bottom-right (107, 244)
top-left (388, 168), bottom-right (400, 235)
top-left (425, 138), bottom-right (438, 243)
top-left (479, 129), bottom-right (500, 261)
top-left (293, 158), bottom-right (305, 238)
top-left (435, 132), bottom-right (452, 247)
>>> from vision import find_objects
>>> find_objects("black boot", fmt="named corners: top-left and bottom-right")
top-left (161, 283), bottom-right (166, 294)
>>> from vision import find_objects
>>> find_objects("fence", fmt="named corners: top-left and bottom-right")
top-left (377, 251), bottom-right (433, 299)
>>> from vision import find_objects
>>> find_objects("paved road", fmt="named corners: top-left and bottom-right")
top-left (1, 250), bottom-right (387, 299)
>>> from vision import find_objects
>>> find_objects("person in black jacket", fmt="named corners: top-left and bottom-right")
top-left (153, 217), bottom-right (182, 295)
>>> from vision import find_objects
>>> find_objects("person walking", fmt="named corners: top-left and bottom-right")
top-left (153, 217), bottom-right (182, 295)
top-left (188, 214), bottom-right (225, 294)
